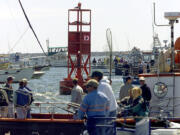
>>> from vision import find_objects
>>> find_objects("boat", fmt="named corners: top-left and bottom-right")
top-left (0, 102), bottom-right (180, 135)
top-left (0, 113), bottom-right (85, 135)
top-left (0, 67), bottom-right (34, 83)
top-left (34, 65), bottom-right (49, 71)
top-left (2, 2), bottom-right (180, 135)
top-left (32, 71), bottom-right (45, 79)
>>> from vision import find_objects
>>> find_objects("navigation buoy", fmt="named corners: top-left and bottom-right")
top-left (60, 3), bottom-right (91, 95)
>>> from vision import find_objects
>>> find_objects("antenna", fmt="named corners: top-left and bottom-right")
top-left (153, 2), bottom-right (180, 72)
top-left (153, 3), bottom-right (170, 27)
top-left (153, 2), bottom-right (180, 118)
top-left (163, 40), bottom-right (168, 48)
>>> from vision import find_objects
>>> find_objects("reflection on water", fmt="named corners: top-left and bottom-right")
top-left (9, 67), bottom-right (123, 113)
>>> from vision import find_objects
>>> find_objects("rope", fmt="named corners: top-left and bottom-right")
top-left (8, 27), bottom-right (29, 53)
top-left (18, 0), bottom-right (47, 56)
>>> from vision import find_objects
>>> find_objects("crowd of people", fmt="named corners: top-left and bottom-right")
top-left (0, 76), bottom-right (34, 119)
top-left (71, 71), bottom-right (152, 135)
top-left (0, 71), bottom-right (151, 135)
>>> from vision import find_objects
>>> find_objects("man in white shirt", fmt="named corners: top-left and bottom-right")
top-left (91, 71), bottom-right (118, 117)
top-left (91, 71), bottom-right (118, 135)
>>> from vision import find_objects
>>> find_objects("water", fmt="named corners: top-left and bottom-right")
top-left (10, 67), bottom-right (124, 113)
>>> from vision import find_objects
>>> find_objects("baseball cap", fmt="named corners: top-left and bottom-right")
top-left (22, 78), bottom-right (28, 83)
top-left (139, 77), bottom-right (145, 81)
top-left (86, 79), bottom-right (99, 88)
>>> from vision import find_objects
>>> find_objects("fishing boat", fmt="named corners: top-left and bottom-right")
top-left (0, 102), bottom-right (180, 135)
top-left (2, 1), bottom-right (180, 135)
top-left (32, 71), bottom-right (45, 79)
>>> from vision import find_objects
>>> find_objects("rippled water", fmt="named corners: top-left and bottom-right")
top-left (9, 67), bottom-right (124, 113)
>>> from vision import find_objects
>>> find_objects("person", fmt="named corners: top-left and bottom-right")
top-left (118, 88), bottom-right (133, 107)
top-left (119, 76), bottom-right (133, 100)
top-left (68, 78), bottom-right (84, 110)
top-left (92, 58), bottom-right (97, 65)
top-left (22, 78), bottom-right (34, 118)
top-left (139, 77), bottom-right (151, 107)
top-left (91, 71), bottom-right (117, 117)
top-left (125, 87), bottom-right (149, 135)
top-left (118, 88), bottom-right (134, 117)
top-left (123, 61), bottom-right (130, 76)
top-left (91, 71), bottom-right (117, 135)
top-left (78, 79), bottom-right (109, 135)
top-left (146, 62), bottom-right (150, 73)
top-left (14, 80), bottom-right (33, 119)
top-left (0, 88), bottom-right (9, 117)
top-left (71, 78), bottom-right (84, 105)
top-left (3, 76), bottom-right (14, 118)
top-left (138, 62), bottom-right (144, 74)
top-left (101, 76), bottom-right (110, 84)
top-left (113, 56), bottom-right (118, 67)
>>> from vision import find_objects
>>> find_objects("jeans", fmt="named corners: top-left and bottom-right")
top-left (87, 116), bottom-right (106, 135)
top-left (26, 107), bottom-right (31, 118)
top-left (7, 102), bottom-right (14, 118)
top-left (16, 107), bottom-right (27, 119)
top-left (106, 110), bottom-right (117, 135)
top-left (109, 110), bottom-right (117, 117)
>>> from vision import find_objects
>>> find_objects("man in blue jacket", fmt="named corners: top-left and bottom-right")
top-left (78, 79), bottom-right (110, 135)
top-left (15, 80), bottom-right (33, 119)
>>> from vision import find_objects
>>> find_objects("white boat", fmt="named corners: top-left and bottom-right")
top-left (0, 67), bottom-right (34, 83)
top-left (32, 71), bottom-right (45, 79)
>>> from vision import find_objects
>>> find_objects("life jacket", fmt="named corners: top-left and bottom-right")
top-left (0, 89), bottom-right (9, 106)
top-left (15, 88), bottom-right (32, 107)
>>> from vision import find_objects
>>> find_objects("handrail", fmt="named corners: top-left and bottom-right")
top-left (31, 102), bottom-right (80, 114)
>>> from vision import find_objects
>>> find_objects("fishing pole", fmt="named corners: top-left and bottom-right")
top-left (53, 105), bottom-right (74, 114)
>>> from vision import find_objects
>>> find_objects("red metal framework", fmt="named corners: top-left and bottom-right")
top-left (60, 3), bottom-right (91, 95)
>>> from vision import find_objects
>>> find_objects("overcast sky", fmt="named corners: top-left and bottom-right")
top-left (0, 0), bottom-right (180, 53)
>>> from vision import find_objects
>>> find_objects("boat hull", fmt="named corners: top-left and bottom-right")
top-left (0, 114), bottom-right (85, 135)
top-left (0, 113), bottom-right (180, 135)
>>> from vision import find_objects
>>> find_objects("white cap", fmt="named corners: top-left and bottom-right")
top-left (139, 77), bottom-right (145, 81)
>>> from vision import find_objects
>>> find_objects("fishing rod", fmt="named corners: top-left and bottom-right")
top-left (53, 104), bottom-right (74, 114)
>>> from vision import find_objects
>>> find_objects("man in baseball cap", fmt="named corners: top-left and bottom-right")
top-left (139, 76), bottom-right (151, 107)
top-left (78, 79), bottom-right (109, 135)
top-left (3, 76), bottom-right (15, 118)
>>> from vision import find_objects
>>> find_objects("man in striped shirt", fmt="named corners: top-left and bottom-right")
top-left (78, 79), bottom-right (109, 135)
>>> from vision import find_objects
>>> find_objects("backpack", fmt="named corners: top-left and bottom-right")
top-left (0, 89), bottom-right (9, 106)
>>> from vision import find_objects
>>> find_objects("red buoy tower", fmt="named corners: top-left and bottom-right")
top-left (60, 3), bottom-right (91, 95)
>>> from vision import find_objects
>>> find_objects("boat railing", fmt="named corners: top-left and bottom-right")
top-left (31, 102), bottom-right (78, 115)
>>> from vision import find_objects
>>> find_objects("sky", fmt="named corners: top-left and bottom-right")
top-left (0, 0), bottom-right (180, 54)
